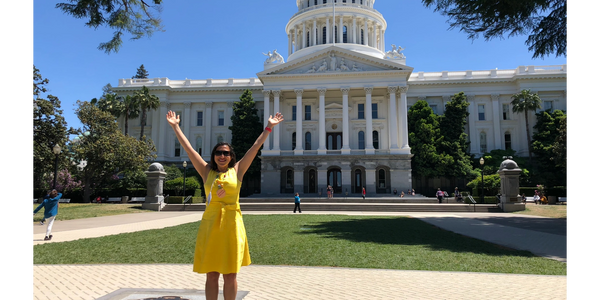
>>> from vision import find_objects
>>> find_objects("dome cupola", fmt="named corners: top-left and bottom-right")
top-left (287, 0), bottom-right (387, 61)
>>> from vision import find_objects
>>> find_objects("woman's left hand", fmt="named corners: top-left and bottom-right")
top-left (267, 112), bottom-right (284, 128)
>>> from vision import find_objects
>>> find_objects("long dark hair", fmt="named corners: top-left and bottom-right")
top-left (209, 142), bottom-right (237, 171)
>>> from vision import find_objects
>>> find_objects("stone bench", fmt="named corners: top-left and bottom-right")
top-left (106, 197), bottom-right (122, 203)
top-left (58, 198), bottom-right (71, 203)
top-left (558, 197), bottom-right (567, 204)
top-left (128, 197), bottom-right (146, 203)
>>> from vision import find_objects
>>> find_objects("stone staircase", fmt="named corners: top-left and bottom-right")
top-left (161, 196), bottom-right (502, 213)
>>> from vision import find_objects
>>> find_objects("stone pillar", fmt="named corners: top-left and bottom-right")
top-left (318, 88), bottom-right (327, 154)
top-left (294, 89), bottom-right (304, 155)
top-left (341, 87), bottom-right (351, 154)
top-left (365, 87), bottom-right (374, 154)
top-left (491, 94), bottom-right (502, 149)
top-left (339, 14), bottom-right (344, 43)
top-left (363, 20), bottom-right (368, 46)
top-left (326, 17), bottom-right (330, 44)
top-left (313, 18), bottom-right (317, 46)
top-left (399, 86), bottom-right (410, 151)
top-left (302, 21), bottom-right (307, 49)
top-left (388, 86), bottom-right (400, 152)
top-left (182, 101), bottom-right (192, 160)
top-left (272, 90), bottom-right (281, 153)
top-left (203, 101), bottom-right (213, 158)
top-left (262, 90), bottom-right (271, 151)
top-left (352, 15), bottom-right (357, 44)
top-left (143, 162), bottom-right (167, 211)
top-left (497, 158), bottom-right (525, 212)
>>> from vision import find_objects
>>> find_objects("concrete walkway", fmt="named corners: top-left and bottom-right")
top-left (33, 210), bottom-right (567, 299)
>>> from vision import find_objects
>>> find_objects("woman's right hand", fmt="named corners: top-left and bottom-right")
top-left (166, 110), bottom-right (180, 127)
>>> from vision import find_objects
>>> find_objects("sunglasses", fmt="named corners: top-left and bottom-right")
top-left (215, 150), bottom-right (231, 157)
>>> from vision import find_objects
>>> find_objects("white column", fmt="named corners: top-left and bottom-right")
top-left (318, 88), bottom-right (327, 154)
top-left (381, 29), bottom-right (385, 51)
top-left (302, 21), bottom-right (306, 49)
top-left (388, 86), bottom-right (400, 152)
top-left (365, 87), bottom-right (374, 154)
top-left (158, 101), bottom-right (169, 160)
top-left (294, 89), bottom-right (304, 155)
top-left (182, 101), bottom-right (192, 160)
top-left (203, 101), bottom-right (213, 158)
top-left (491, 94), bottom-right (501, 149)
top-left (363, 20), bottom-right (369, 46)
top-left (313, 18), bottom-right (317, 46)
top-left (399, 86), bottom-right (410, 152)
top-left (293, 27), bottom-right (298, 52)
top-left (288, 34), bottom-right (292, 56)
top-left (262, 90), bottom-right (271, 151)
top-left (272, 90), bottom-right (281, 152)
top-left (352, 16), bottom-right (356, 44)
top-left (326, 17), bottom-right (330, 44)
top-left (339, 14), bottom-right (343, 43)
top-left (341, 87), bottom-right (351, 154)
top-left (467, 95), bottom-right (477, 153)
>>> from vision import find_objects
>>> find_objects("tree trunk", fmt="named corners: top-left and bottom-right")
top-left (140, 109), bottom-right (146, 140)
top-left (124, 115), bottom-right (129, 136)
top-left (83, 175), bottom-right (92, 203)
top-left (525, 112), bottom-right (532, 163)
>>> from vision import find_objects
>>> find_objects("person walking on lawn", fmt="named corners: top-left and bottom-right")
top-left (293, 193), bottom-right (302, 213)
top-left (34, 189), bottom-right (62, 241)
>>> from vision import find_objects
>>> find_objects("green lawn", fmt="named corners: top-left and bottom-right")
top-left (33, 214), bottom-right (566, 275)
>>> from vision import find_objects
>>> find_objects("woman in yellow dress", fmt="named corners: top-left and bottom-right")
top-left (166, 110), bottom-right (284, 300)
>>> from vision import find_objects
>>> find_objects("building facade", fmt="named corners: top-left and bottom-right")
top-left (112, 0), bottom-right (567, 196)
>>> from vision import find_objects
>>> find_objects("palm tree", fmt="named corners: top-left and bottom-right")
top-left (120, 95), bottom-right (141, 136)
top-left (510, 89), bottom-right (541, 163)
top-left (134, 86), bottom-right (160, 140)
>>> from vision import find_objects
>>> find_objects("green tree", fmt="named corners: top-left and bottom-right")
top-left (56, 0), bottom-right (165, 54)
top-left (133, 64), bottom-right (150, 79)
top-left (229, 89), bottom-right (263, 194)
top-left (33, 65), bottom-right (72, 191)
top-left (408, 100), bottom-right (452, 178)
top-left (510, 89), bottom-right (542, 163)
top-left (438, 92), bottom-right (474, 178)
top-left (134, 86), bottom-right (160, 140)
top-left (422, 0), bottom-right (566, 59)
top-left (552, 116), bottom-right (566, 170)
top-left (71, 101), bottom-right (156, 202)
top-left (531, 109), bottom-right (566, 187)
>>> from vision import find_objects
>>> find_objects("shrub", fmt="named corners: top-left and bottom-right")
top-left (164, 177), bottom-right (201, 195)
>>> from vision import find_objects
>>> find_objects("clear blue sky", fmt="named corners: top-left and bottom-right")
top-left (31, 0), bottom-right (568, 131)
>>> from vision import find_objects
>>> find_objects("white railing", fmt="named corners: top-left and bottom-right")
top-left (410, 65), bottom-right (565, 82)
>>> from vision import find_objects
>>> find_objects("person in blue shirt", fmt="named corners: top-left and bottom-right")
top-left (34, 189), bottom-right (62, 241)
top-left (293, 193), bottom-right (302, 213)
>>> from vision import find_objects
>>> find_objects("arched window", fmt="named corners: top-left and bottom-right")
top-left (292, 132), bottom-right (296, 150)
top-left (175, 141), bottom-right (181, 157)
top-left (358, 131), bottom-right (365, 149)
top-left (306, 31), bottom-right (310, 47)
top-left (322, 27), bottom-right (327, 44)
top-left (196, 136), bottom-right (202, 154)
top-left (334, 26), bottom-right (338, 43)
top-left (323, 0), bottom-right (327, 4)
top-left (286, 170), bottom-right (294, 189)
top-left (343, 25), bottom-right (348, 43)
top-left (305, 132), bottom-right (312, 150)
top-left (360, 29), bottom-right (364, 45)
top-left (373, 131), bottom-right (379, 149)
top-left (378, 169), bottom-right (386, 188)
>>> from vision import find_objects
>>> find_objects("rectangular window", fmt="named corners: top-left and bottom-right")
top-left (544, 101), bottom-right (553, 111)
top-left (218, 110), bottom-right (224, 126)
top-left (372, 103), bottom-right (378, 119)
top-left (478, 105), bottom-right (485, 121)
top-left (502, 104), bottom-right (510, 120)
top-left (175, 141), bottom-right (181, 157)
top-left (431, 104), bottom-right (438, 115)
top-left (259, 109), bottom-right (264, 124)
top-left (196, 111), bottom-right (203, 126)
top-left (292, 105), bottom-right (297, 121)
top-left (305, 105), bottom-right (311, 120)
top-left (358, 131), bottom-right (365, 149)
top-left (358, 104), bottom-right (365, 119)
top-left (504, 133), bottom-right (512, 150)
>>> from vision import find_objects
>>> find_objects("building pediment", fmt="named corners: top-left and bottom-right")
top-left (257, 46), bottom-right (413, 80)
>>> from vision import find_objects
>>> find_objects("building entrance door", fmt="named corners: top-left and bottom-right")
top-left (328, 168), bottom-right (342, 194)
top-left (327, 132), bottom-right (342, 150)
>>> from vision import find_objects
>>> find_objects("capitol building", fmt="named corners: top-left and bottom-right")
top-left (112, 0), bottom-right (566, 196)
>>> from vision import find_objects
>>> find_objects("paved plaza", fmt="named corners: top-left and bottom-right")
top-left (33, 210), bottom-right (567, 299)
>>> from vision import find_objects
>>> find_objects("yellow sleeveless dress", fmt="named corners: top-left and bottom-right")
top-left (193, 168), bottom-right (251, 274)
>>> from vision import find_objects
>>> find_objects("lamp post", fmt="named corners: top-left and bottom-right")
top-left (52, 144), bottom-right (62, 189)
top-left (479, 157), bottom-right (485, 204)
top-left (182, 161), bottom-right (187, 198)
